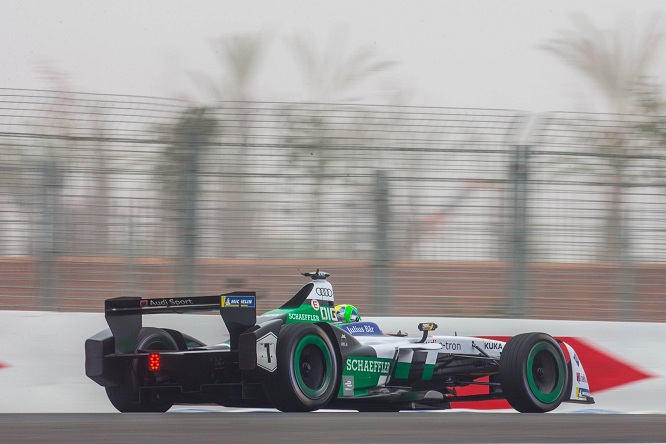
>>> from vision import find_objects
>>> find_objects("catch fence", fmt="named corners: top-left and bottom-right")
top-left (1, 88), bottom-right (665, 321)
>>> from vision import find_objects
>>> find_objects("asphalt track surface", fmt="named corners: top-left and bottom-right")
top-left (2, 412), bottom-right (666, 443)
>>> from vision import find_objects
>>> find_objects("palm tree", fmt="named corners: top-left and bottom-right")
top-left (190, 33), bottom-right (268, 102)
top-left (157, 107), bottom-right (217, 296)
top-left (190, 33), bottom-right (268, 257)
top-left (286, 32), bottom-right (399, 255)
top-left (284, 33), bottom-right (403, 311)
top-left (543, 14), bottom-right (664, 114)
top-left (289, 31), bottom-right (397, 103)
top-left (542, 15), bottom-right (665, 318)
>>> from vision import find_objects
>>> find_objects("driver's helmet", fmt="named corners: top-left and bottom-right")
top-left (335, 304), bottom-right (361, 323)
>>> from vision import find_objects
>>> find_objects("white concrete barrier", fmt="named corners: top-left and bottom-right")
top-left (0, 311), bottom-right (663, 413)
top-left (0, 311), bottom-right (228, 413)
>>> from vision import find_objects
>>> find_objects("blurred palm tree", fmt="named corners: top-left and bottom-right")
top-left (285, 32), bottom-right (399, 256)
top-left (542, 15), bottom-right (665, 318)
top-left (189, 34), bottom-right (269, 257)
top-left (632, 81), bottom-right (666, 213)
top-left (543, 14), bottom-right (664, 114)
top-left (157, 106), bottom-right (217, 295)
top-left (191, 33), bottom-right (268, 102)
top-left (289, 31), bottom-right (397, 103)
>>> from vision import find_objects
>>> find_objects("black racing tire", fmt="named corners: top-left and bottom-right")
top-left (500, 332), bottom-right (569, 413)
top-left (264, 323), bottom-right (339, 412)
top-left (106, 327), bottom-right (178, 413)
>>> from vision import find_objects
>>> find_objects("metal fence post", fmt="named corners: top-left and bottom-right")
top-left (508, 145), bottom-right (530, 317)
top-left (37, 155), bottom-right (62, 311)
top-left (177, 129), bottom-right (201, 299)
top-left (373, 170), bottom-right (391, 315)
top-left (616, 191), bottom-right (636, 321)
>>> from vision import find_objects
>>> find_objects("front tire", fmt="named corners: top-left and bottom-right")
top-left (106, 327), bottom-right (178, 413)
top-left (500, 332), bottom-right (569, 413)
top-left (264, 323), bottom-right (339, 412)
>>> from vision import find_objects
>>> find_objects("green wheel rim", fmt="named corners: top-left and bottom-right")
top-left (526, 342), bottom-right (565, 404)
top-left (293, 333), bottom-right (333, 399)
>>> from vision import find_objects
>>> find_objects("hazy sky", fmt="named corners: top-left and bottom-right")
top-left (1, 0), bottom-right (665, 112)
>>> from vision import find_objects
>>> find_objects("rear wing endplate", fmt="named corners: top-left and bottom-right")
top-left (105, 292), bottom-right (256, 353)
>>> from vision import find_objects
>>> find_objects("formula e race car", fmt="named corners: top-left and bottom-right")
top-left (85, 271), bottom-right (594, 413)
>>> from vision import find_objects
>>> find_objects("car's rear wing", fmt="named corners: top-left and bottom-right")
top-left (104, 292), bottom-right (256, 353)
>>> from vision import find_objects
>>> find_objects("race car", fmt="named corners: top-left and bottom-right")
top-left (85, 270), bottom-right (594, 413)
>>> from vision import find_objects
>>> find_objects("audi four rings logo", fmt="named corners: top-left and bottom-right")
top-left (316, 288), bottom-right (333, 297)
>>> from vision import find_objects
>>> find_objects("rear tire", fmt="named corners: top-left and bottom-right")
top-left (106, 327), bottom-right (178, 413)
top-left (264, 323), bottom-right (339, 412)
top-left (500, 332), bottom-right (569, 413)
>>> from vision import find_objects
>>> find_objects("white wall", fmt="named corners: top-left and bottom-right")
top-left (0, 311), bottom-right (663, 413)
top-left (0, 311), bottom-right (228, 413)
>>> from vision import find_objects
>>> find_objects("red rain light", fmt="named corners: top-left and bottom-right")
top-left (148, 353), bottom-right (161, 371)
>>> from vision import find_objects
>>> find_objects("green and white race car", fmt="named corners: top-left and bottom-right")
top-left (85, 271), bottom-right (594, 413)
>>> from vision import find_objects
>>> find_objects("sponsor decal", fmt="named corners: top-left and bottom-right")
top-left (309, 285), bottom-right (334, 301)
top-left (484, 342), bottom-right (503, 351)
top-left (341, 322), bottom-right (379, 335)
top-left (345, 357), bottom-right (391, 374)
top-left (319, 306), bottom-right (337, 321)
top-left (288, 312), bottom-right (320, 322)
top-left (342, 376), bottom-right (355, 396)
top-left (311, 299), bottom-right (320, 311)
top-left (576, 387), bottom-right (591, 398)
top-left (340, 333), bottom-right (348, 347)
top-left (439, 341), bottom-right (462, 351)
top-left (315, 287), bottom-right (333, 298)
top-left (577, 372), bottom-right (588, 384)
top-left (573, 353), bottom-right (580, 366)
top-left (141, 298), bottom-right (194, 307)
top-left (221, 295), bottom-right (256, 307)
top-left (344, 325), bottom-right (365, 334)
